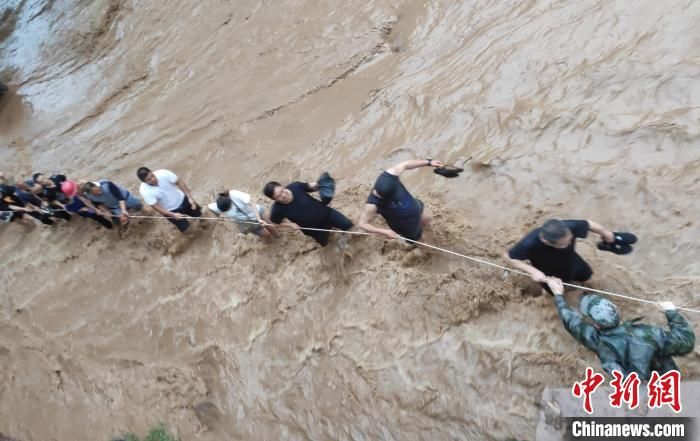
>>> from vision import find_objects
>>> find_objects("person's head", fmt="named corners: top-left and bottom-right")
top-left (216, 192), bottom-right (233, 212)
top-left (373, 173), bottom-right (399, 201)
top-left (580, 295), bottom-right (620, 329)
top-left (263, 181), bottom-right (293, 204)
top-left (137, 167), bottom-right (158, 186)
top-left (32, 173), bottom-right (50, 186)
top-left (539, 219), bottom-right (573, 249)
top-left (0, 183), bottom-right (13, 198)
top-left (82, 182), bottom-right (102, 196)
top-left (61, 180), bottom-right (78, 198)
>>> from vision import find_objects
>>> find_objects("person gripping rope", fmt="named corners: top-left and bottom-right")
top-left (137, 167), bottom-right (202, 233)
top-left (83, 179), bottom-right (143, 226)
top-left (60, 180), bottom-right (114, 229)
top-left (504, 219), bottom-right (637, 294)
top-left (208, 189), bottom-right (278, 242)
top-left (263, 179), bottom-right (353, 248)
top-left (358, 158), bottom-right (444, 241)
top-left (547, 278), bottom-right (695, 380)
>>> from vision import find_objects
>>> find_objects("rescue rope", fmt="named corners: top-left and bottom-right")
top-left (4, 210), bottom-right (699, 314)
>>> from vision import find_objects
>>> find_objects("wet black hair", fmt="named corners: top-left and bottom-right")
top-left (263, 181), bottom-right (281, 199)
top-left (216, 192), bottom-right (232, 212)
top-left (32, 173), bottom-right (43, 183)
top-left (136, 167), bottom-right (151, 182)
top-left (541, 219), bottom-right (569, 243)
top-left (82, 182), bottom-right (98, 194)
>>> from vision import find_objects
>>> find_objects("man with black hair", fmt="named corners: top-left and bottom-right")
top-left (505, 218), bottom-right (636, 294)
top-left (137, 167), bottom-right (201, 232)
top-left (263, 180), bottom-right (352, 247)
top-left (358, 158), bottom-right (445, 241)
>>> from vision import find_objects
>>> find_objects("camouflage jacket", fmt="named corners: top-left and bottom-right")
top-left (554, 296), bottom-right (696, 380)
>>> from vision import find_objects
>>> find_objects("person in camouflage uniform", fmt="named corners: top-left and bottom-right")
top-left (546, 279), bottom-right (695, 380)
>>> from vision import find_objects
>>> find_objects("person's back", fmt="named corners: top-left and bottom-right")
top-left (367, 172), bottom-right (422, 239)
top-left (548, 279), bottom-right (695, 380)
top-left (594, 317), bottom-right (694, 379)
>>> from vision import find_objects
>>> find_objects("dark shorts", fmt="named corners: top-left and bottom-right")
top-left (167, 198), bottom-right (202, 232)
top-left (540, 253), bottom-right (593, 294)
top-left (303, 208), bottom-right (353, 246)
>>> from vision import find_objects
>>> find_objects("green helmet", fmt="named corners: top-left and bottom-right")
top-left (580, 295), bottom-right (620, 329)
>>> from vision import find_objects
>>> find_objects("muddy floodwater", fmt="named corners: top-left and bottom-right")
top-left (0, 1), bottom-right (699, 440)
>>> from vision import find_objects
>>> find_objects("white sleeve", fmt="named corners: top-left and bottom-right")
top-left (160, 169), bottom-right (179, 184)
top-left (139, 185), bottom-right (158, 206)
top-left (229, 190), bottom-right (251, 204)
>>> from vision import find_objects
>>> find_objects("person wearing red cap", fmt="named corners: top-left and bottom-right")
top-left (61, 180), bottom-right (114, 229)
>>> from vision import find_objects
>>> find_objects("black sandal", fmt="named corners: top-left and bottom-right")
top-left (597, 241), bottom-right (633, 255)
top-left (612, 232), bottom-right (637, 245)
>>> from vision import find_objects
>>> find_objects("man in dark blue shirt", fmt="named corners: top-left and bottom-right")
top-left (505, 218), bottom-right (619, 293)
top-left (264, 180), bottom-right (353, 247)
top-left (358, 158), bottom-right (444, 241)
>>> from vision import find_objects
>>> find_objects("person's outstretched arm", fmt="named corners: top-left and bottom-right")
top-left (657, 302), bottom-right (696, 357)
top-left (548, 279), bottom-right (625, 375)
top-left (587, 220), bottom-right (614, 243)
top-left (503, 252), bottom-right (548, 282)
top-left (386, 159), bottom-right (445, 177)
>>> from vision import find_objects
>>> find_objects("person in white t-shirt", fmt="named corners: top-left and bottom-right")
top-left (208, 190), bottom-right (278, 242)
top-left (137, 167), bottom-right (202, 232)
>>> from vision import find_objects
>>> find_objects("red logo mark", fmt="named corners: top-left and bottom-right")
top-left (572, 367), bottom-right (605, 413)
top-left (648, 370), bottom-right (682, 413)
top-left (609, 370), bottom-right (641, 409)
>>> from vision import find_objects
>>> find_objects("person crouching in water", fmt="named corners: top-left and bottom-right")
top-left (208, 190), bottom-right (278, 242)
top-left (546, 278), bottom-right (695, 380)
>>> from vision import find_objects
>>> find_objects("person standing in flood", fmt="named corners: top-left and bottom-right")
top-left (357, 158), bottom-right (444, 241)
top-left (504, 218), bottom-right (637, 294)
top-left (82, 179), bottom-right (143, 226)
top-left (546, 278), bottom-right (695, 380)
top-left (208, 189), bottom-right (278, 242)
top-left (26, 172), bottom-right (72, 221)
top-left (137, 167), bottom-right (202, 233)
top-left (263, 179), bottom-right (353, 248)
top-left (60, 180), bottom-right (114, 229)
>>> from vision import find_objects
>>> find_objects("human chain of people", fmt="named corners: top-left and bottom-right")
top-left (0, 158), bottom-right (696, 383)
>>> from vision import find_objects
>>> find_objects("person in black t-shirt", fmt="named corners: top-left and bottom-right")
top-left (358, 158), bottom-right (445, 241)
top-left (263, 180), bottom-right (353, 247)
top-left (505, 219), bottom-right (617, 294)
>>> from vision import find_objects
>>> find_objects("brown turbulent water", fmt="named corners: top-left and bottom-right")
top-left (0, 1), bottom-right (699, 440)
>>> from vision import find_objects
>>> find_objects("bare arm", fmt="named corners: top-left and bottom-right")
top-left (175, 179), bottom-right (197, 205)
top-left (386, 159), bottom-right (445, 177)
top-left (307, 181), bottom-right (319, 191)
top-left (587, 220), bottom-right (614, 243)
top-left (503, 252), bottom-right (548, 282)
top-left (357, 204), bottom-right (399, 239)
top-left (151, 203), bottom-right (182, 218)
top-left (249, 201), bottom-right (263, 223)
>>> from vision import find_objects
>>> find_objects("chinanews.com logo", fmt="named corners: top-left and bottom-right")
top-left (572, 367), bottom-right (682, 414)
